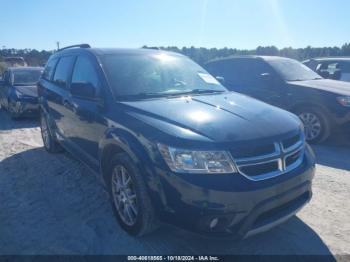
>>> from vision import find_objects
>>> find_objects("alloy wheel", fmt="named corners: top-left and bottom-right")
top-left (111, 165), bottom-right (138, 226)
top-left (299, 112), bottom-right (322, 141)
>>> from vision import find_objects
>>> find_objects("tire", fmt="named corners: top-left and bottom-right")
top-left (296, 106), bottom-right (331, 144)
top-left (40, 112), bottom-right (63, 153)
top-left (105, 153), bottom-right (157, 236)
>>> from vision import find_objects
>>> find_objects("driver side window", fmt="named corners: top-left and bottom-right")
top-left (71, 56), bottom-right (99, 89)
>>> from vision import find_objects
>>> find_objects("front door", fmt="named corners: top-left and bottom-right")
top-left (64, 54), bottom-right (105, 165)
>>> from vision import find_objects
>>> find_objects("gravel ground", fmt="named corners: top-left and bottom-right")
top-left (0, 108), bottom-right (349, 256)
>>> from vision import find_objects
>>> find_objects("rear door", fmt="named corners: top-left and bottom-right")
top-left (45, 56), bottom-right (76, 141)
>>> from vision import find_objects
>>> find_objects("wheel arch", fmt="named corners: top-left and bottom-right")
top-left (99, 128), bottom-right (166, 211)
top-left (289, 101), bottom-right (330, 116)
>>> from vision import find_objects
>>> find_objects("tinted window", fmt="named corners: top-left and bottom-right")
top-left (208, 59), bottom-right (274, 88)
top-left (334, 61), bottom-right (350, 73)
top-left (53, 56), bottom-right (76, 88)
top-left (43, 58), bottom-right (58, 80)
top-left (71, 56), bottom-right (99, 87)
top-left (102, 53), bottom-right (226, 99)
top-left (206, 60), bottom-right (238, 81)
top-left (13, 69), bottom-right (43, 85)
top-left (266, 58), bottom-right (321, 81)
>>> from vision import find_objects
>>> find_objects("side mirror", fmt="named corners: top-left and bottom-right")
top-left (70, 82), bottom-right (97, 100)
top-left (215, 76), bottom-right (225, 84)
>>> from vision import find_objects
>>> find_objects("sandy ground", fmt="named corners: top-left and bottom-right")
top-left (0, 108), bottom-right (349, 256)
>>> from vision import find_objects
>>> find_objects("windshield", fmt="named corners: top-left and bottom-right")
top-left (102, 53), bottom-right (227, 99)
top-left (12, 69), bottom-right (42, 85)
top-left (267, 58), bottom-right (322, 81)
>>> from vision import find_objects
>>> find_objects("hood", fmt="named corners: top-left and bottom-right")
top-left (287, 79), bottom-right (350, 96)
top-left (14, 85), bottom-right (38, 98)
top-left (121, 92), bottom-right (301, 143)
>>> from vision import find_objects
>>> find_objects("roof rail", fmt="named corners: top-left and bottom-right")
top-left (58, 44), bottom-right (91, 52)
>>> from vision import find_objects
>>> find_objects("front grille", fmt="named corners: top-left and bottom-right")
top-left (240, 161), bottom-right (279, 177)
top-left (231, 144), bottom-right (276, 159)
top-left (282, 133), bottom-right (301, 150)
top-left (234, 133), bottom-right (305, 181)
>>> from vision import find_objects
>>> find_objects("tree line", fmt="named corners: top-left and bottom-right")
top-left (0, 43), bottom-right (350, 70)
top-left (153, 43), bottom-right (350, 66)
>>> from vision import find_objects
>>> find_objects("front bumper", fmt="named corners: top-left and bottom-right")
top-left (12, 98), bottom-right (39, 116)
top-left (155, 144), bottom-right (315, 238)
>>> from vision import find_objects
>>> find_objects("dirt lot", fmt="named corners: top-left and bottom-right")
top-left (0, 108), bottom-right (349, 256)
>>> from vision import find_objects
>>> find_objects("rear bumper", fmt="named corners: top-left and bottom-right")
top-left (155, 145), bottom-right (315, 238)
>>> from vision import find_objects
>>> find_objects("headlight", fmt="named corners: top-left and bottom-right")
top-left (158, 144), bottom-right (237, 174)
top-left (337, 96), bottom-right (350, 107)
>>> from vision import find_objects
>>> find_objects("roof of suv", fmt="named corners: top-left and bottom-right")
top-left (51, 47), bottom-right (183, 59)
top-left (206, 55), bottom-right (291, 64)
top-left (306, 57), bottom-right (350, 62)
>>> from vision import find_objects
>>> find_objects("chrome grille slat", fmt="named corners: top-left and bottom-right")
top-left (234, 134), bottom-right (305, 181)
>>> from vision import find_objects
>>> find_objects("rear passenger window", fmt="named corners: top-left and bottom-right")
top-left (71, 56), bottom-right (99, 88)
top-left (42, 58), bottom-right (58, 80)
top-left (53, 56), bottom-right (76, 88)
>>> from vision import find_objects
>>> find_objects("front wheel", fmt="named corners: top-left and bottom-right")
top-left (106, 153), bottom-right (157, 236)
top-left (40, 112), bottom-right (63, 153)
top-left (297, 107), bottom-right (331, 144)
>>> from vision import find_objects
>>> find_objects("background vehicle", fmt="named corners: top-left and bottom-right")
top-left (205, 56), bottom-right (350, 143)
top-left (303, 57), bottom-right (350, 82)
top-left (38, 45), bottom-right (315, 238)
top-left (0, 67), bottom-right (43, 119)
top-left (3, 57), bottom-right (27, 67)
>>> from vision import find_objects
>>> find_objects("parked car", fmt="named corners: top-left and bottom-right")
top-left (303, 57), bottom-right (350, 82)
top-left (4, 57), bottom-right (27, 67)
top-left (0, 67), bottom-right (43, 119)
top-left (38, 45), bottom-right (315, 238)
top-left (205, 56), bottom-right (350, 143)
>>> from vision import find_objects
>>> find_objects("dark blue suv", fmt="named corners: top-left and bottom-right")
top-left (38, 45), bottom-right (315, 237)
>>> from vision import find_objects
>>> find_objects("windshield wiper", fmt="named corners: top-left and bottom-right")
top-left (169, 89), bottom-right (226, 96)
top-left (117, 89), bottom-right (226, 100)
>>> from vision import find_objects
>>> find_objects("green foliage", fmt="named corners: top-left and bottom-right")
top-left (1, 44), bottom-right (349, 73)
top-left (147, 43), bottom-right (350, 65)
top-left (0, 49), bottom-right (53, 68)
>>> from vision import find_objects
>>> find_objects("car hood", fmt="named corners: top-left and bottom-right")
top-left (14, 85), bottom-right (38, 97)
top-left (120, 92), bottom-right (301, 143)
top-left (287, 79), bottom-right (350, 96)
